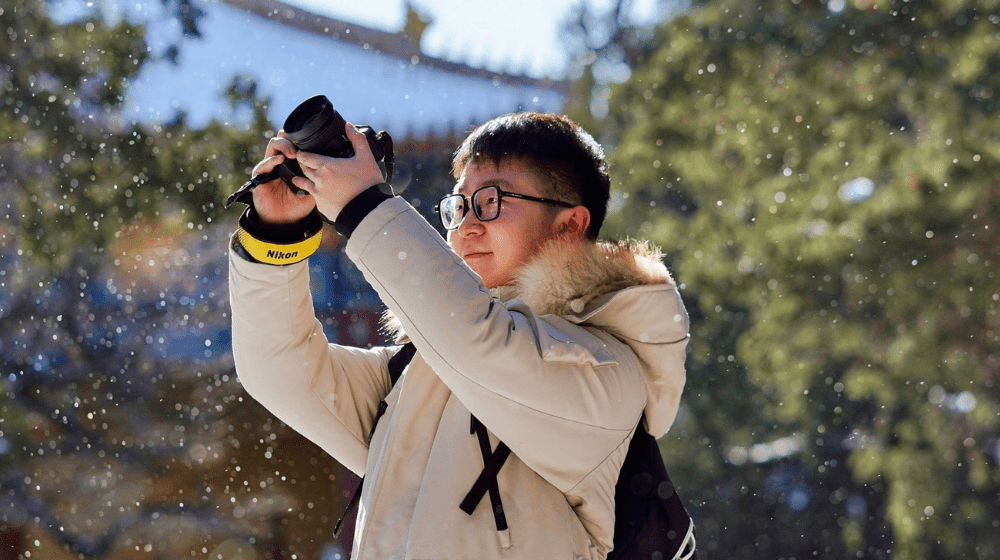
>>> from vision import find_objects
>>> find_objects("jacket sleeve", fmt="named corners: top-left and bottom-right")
top-left (344, 198), bottom-right (647, 493)
top-left (228, 246), bottom-right (395, 475)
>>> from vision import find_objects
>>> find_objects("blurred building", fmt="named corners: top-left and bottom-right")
top-left (127, 0), bottom-right (568, 140)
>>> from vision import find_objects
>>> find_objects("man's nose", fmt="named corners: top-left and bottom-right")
top-left (455, 208), bottom-right (484, 235)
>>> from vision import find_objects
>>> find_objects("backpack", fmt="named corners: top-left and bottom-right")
top-left (337, 343), bottom-right (697, 560)
top-left (608, 417), bottom-right (697, 560)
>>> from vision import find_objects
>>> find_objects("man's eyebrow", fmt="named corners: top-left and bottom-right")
top-left (472, 177), bottom-right (513, 191)
top-left (455, 177), bottom-right (512, 195)
top-left (485, 178), bottom-right (513, 188)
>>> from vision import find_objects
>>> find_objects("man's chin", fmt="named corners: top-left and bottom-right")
top-left (471, 266), bottom-right (501, 288)
top-left (474, 269), bottom-right (496, 286)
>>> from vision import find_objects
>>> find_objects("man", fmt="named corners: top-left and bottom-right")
top-left (229, 113), bottom-right (689, 559)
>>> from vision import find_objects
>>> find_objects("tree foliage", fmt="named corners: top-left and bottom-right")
top-left (0, 1), bottom-right (341, 558)
top-left (583, 0), bottom-right (1000, 558)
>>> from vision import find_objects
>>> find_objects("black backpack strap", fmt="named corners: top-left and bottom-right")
top-left (460, 415), bottom-right (511, 534)
top-left (386, 342), bottom-right (416, 385)
top-left (333, 342), bottom-right (416, 538)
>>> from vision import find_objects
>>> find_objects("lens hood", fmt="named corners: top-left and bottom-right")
top-left (283, 95), bottom-right (350, 157)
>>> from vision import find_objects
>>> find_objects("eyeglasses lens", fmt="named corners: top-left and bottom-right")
top-left (440, 186), bottom-right (504, 230)
top-left (439, 195), bottom-right (465, 230)
top-left (473, 186), bottom-right (500, 221)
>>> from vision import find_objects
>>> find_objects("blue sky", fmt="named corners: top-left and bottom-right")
top-left (282, 0), bottom-right (665, 79)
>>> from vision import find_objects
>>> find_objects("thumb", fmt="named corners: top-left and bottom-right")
top-left (345, 122), bottom-right (374, 161)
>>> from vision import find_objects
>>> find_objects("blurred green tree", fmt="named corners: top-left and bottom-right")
top-left (573, 0), bottom-right (1000, 558)
top-left (0, 1), bottom-right (324, 558)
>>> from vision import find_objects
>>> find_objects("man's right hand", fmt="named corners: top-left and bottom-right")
top-left (251, 131), bottom-right (316, 225)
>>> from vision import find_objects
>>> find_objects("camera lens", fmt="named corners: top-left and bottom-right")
top-left (283, 95), bottom-right (353, 158)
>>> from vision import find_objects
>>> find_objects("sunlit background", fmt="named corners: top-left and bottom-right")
top-left (2, 0), bottom-right (998, 559)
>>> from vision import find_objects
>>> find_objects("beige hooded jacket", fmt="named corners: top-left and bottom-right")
top-left (229, 197), bottom-right (689, 560)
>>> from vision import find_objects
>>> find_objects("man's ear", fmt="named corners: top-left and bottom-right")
top-left (556, 206), bottom-right (591, 239)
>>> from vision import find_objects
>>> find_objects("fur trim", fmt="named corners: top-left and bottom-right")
top-left (381, 238), bottom-right (672, 341)
top-left (513, 238), bottom-right (672, 316)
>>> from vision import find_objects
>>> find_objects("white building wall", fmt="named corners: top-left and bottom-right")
top-left (125, 1), bottom-right (565, 135)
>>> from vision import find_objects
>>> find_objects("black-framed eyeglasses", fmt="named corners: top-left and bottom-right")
top-left (437, 185), bottom-right (575, 230)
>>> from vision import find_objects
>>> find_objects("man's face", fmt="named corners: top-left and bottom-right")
top-left (447, 159), bottom-right (563, 288)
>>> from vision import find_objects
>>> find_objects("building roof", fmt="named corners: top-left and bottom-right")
top-left (224, 0), bottom-right (569, 93)
top-left (124, 0), bottom-right (570, 137)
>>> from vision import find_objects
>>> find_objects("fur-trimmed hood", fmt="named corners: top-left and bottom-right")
top-left (509, 237), bottom-right (676, 315)
top-left (384, 237), bottom-right (689, 437)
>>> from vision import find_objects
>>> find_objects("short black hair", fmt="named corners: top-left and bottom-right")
top-left (452, 113), bottom-right (610, 240)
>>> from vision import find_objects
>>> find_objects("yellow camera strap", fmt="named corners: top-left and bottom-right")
top-left (235, 208), bottom-right (323, 265)
top-left (236, 227), bottom-right (321, 265)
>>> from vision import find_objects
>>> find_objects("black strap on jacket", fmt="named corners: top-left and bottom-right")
top-left (333, 342), bottom-right (512, 539)
top-left (386, 342), bottom-right (418, 386)
top-left (460, 415), bottom-right (511, 532)
top-left (333, 342), bottom-right (416, 538)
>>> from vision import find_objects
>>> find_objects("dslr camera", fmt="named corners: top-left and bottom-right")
top-left (227, 95), bottom-right (393, 207)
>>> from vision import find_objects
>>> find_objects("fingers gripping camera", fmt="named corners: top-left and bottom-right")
top-left (225, 95), bottom-right (394, 209)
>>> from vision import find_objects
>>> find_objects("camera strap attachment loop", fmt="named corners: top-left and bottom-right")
top-left (368, 128), bottom-right (394, 185)
top-left (225, 171), bottom-right (279, 208)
